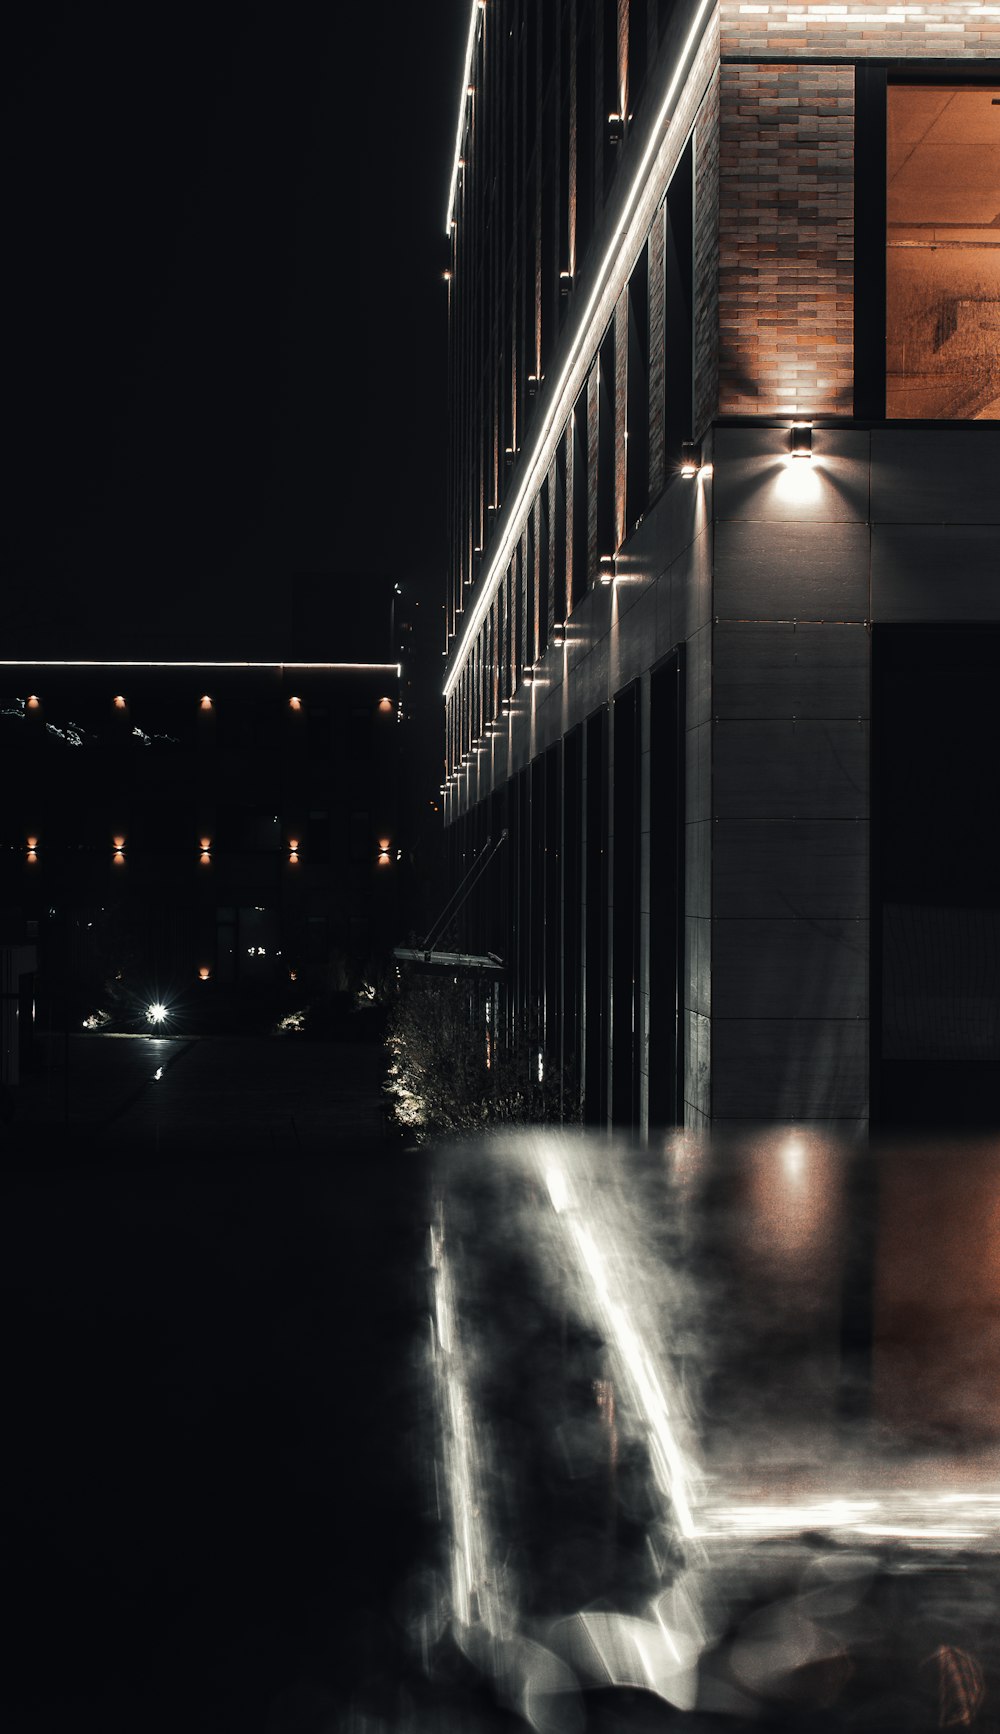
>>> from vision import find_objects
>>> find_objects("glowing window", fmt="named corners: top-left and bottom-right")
top-left (887, 84), bottom-right (1000, 420)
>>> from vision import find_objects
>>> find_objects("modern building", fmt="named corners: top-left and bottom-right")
top-left (0, 636), bottom-right (402, 1043)
top-left (441, 0), bottom-right (1000, 1136)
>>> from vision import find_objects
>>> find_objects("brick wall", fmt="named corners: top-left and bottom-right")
top-left (694, 70), bottom-right (722, 435)
top-left (718, 62), bottom-right (855, 417)
top-left (721, 1), bottom-right (1000, 62)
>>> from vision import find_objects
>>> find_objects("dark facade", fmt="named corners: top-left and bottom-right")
top-left (442, 0), bottom-right (1000, 1135)
top-left (0, 657), bottom-right (401, 1036)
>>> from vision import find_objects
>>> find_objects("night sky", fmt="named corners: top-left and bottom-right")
top-left (6, 3), bottom-right (468, 627)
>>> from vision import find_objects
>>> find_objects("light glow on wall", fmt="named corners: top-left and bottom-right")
top-left (443, 0), bottom-right (715, 698)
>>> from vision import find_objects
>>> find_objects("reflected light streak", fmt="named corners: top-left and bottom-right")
top-left (429, 1212), bottom-right (510, 1641)
top-left (541, 1153), bottom-right (702, 1542)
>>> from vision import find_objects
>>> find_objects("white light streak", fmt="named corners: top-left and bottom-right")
top-left (0, 660), bottom-right (400, 672)
top-left (445, 1), bottom-right (485, 235)
top-left (541, 1155), bottom-right (703, 1542)
top-left (444, 0), bottom-right (714, 699)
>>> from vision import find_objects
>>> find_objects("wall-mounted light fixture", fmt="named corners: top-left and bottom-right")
top-left (288, 838), bottom-right (299, 864)
top-left (790, 423), bottom-right (813, 460)
top-left (377, 838), bottom-right (391, 867)
top-left (378, 696), bottom-right (393, 713)
top-left (599, 554), bottom-right (615, 585)
top-left (113, 695), bottom-right (126, 710)
top-left (289, 695), bottom-right (302, 710)
top-left (26, 836), bottom-right (38, 863)
top-left (27, 695), bottom-right (40, 710)
top-left (199, 838), bottom-right (212, 866)
top-left (680, 441), bottom-right (702, 479)
top-left (112, 837), bottom-right (126, 865)
top-left (200, 694), bottom-right (213, 710)
top-left (198, 966), bottom-right (211, 982)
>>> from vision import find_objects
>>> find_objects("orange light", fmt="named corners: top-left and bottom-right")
top-left (200, 694), bottom-right (213, 710)
top-left (113, 694), bottom-right (126, 709)
top-left (27, 695), bottom-right (40, 710)
top-left (26, 841), bottom-right (37, 863)
top-left (26, 835), bottom-right (38, 850)
top-left (198, 966), bottom-right (211, 982)
top-left (378, 837), bottom-right (390, 851)
top-left (377, 849), bottom-right (391, 867)
top-left (199, 851), bottom-right (211, 866)
top-left (113, 835), bottom-right (125, 850)
top-left (378, 696), bottom-right (393, 712)
top-left (113, 849), bottom-right (125, 866)
top-left (288, 851), bottom-right (299, 864)
top-left (289, 695), bottom-right (302, 710)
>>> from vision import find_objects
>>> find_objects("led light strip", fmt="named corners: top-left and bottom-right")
top-left (0, 659), bottom-right (401, 673)
top-left (444, 0), bottom-right (486, 236)
top-left (443, 0), bottom-right (715, 701)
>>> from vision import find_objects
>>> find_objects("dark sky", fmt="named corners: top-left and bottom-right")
top-left (6, 3), bottom-right (467, 625)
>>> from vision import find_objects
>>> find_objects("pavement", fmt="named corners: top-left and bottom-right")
top-left (6, 1031), bottom-right (391, 1155)
top-left (2, 1033), bottom-right (451, 1733)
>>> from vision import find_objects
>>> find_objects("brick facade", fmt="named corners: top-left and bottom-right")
top-left (718, 62), bottom-right (855, 418)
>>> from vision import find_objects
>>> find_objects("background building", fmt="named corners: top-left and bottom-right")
top-left (0, 578), bottom-right (403, 1044)
top-left (442, 0), bottom-right (1000, 1136)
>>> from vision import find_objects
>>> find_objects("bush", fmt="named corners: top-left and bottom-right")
top-left (384, 971), bottom-right (579, 1139)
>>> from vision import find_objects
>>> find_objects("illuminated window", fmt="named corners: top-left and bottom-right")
top-left (887, 84), bottom-right (1000, 420)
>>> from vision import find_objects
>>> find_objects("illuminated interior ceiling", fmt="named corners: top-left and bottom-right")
top-left (887, 84), bottom-right (1000, 418)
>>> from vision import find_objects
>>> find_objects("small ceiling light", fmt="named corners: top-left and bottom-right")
top-left (680, 442), bottom-right (702, 479)
top-left (200, 694), bottom-right (213, 710)
top-left (113, 695), bottom-right (126, 709)
top-left (790, 422), bottom-right (813, 460)
top-left (599, 554), bottom-right (615, 585)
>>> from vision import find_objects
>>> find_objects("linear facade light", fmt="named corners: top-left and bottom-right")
top-left (443, 0), bottom-right (714, 700)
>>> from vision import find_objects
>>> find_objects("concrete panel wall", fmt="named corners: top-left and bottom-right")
top-left (711, 426), bottom-right (870, 1126)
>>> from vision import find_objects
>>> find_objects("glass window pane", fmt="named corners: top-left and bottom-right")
top-left (886, 84), bottom-right (1000, 419)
